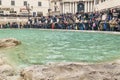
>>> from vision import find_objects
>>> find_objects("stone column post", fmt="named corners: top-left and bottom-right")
top-left (70, 2), bottom-right (71, 13)
top-left (75, 2), bottom-right (77, 13)
top-left (72, 2), bottom-right (74, 14)
top-left (63, 2), bottom-right (65, 13)
top-left (87, 1), bottom-right (90, 12)
top-left (94, 0), bottom-right (96, 5)
top-left (74, 2), bottom-right (75, 13)
top-left (85, 1), bottom-right (87, 13)
top-left (91, 1), bottom-right (93, 12)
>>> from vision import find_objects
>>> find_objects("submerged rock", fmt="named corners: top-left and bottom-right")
top-left (20, 62), bottom-right (120, 80)
top-left (0, 38), bottom-right (21, 48)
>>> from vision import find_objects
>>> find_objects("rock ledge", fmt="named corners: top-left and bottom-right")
top-left (0, 38), bottom-right (21, 48)
top-left (20, 62), bottom-right (120, 80)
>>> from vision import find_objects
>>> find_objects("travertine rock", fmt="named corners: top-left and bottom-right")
top-left (0, 38), bottom-right (21, 48)
top-left (0, 58), bottom-right (4, 65)
top-left (0, 64), bottom-right (15, 76)
top-left (20, 62), bottom-right (120, 80)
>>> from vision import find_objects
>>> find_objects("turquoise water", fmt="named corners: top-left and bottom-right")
top-left (0, 29), bottom-right (120, 67)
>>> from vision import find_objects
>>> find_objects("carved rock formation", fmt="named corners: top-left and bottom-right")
top-left (0, 38), bottom-right (21, 48)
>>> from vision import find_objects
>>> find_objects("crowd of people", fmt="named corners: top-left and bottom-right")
top-left (0, 9), bottom-right (120, 31)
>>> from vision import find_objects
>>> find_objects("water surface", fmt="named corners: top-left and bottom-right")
top-left (0, 29), bottom-right (120, 68)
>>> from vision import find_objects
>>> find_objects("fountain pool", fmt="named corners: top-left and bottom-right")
top-left (0, 29), bottom-right (120, 68)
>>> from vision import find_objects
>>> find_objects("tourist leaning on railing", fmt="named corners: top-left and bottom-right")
top-left (0, 10), bottom-right (120, 32)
